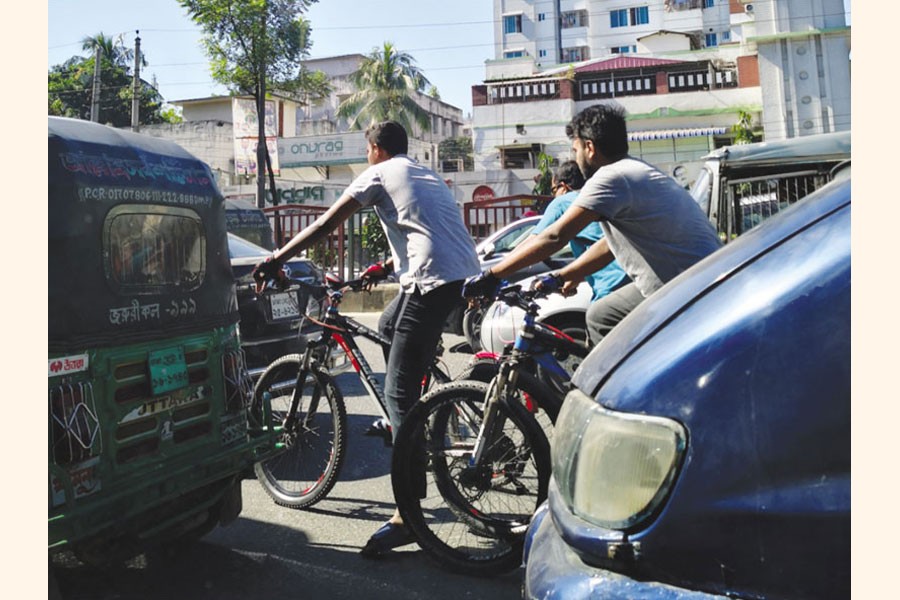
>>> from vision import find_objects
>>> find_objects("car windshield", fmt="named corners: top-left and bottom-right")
top-left (491, 222), bottom-right (537, 253)
top-left (228, 233), bottom-right (269, 259)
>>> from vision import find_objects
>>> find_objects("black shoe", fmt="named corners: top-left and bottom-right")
top-left (364, 418), bottom-right (393, 447)
top-left (359, 521), bottom-right (415, 558)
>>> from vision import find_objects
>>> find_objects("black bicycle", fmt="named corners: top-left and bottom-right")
top-left (391, 284), bottom-right (590, 575)
top-left (250, 273), bottom-right (451, 509)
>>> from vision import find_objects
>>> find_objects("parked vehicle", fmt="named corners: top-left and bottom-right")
top-left (228, 233), bottom-right (325, 371)
top-left (48, 117), bottom-right (279, 565)
top-left (523, 167), bottom-right (850, 599)
top-left (225, 197), bottom-right (276, 250)
top-left (691, 130), bottom-right (850, 241)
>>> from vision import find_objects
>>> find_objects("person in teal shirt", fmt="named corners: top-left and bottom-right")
top-left (530, 160), bottom-right (628, 300)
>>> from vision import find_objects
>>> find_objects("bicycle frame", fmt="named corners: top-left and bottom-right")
top-left (467, 287), bottom-right (589, 470)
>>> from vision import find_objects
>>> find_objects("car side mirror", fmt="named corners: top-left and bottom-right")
top-left (481, 242), bottom-right (496, 260)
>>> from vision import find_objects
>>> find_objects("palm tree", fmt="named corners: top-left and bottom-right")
top-left (337, 42), bottom-right (432, 133)
top-left (81, 32), bottom-right (144, 68)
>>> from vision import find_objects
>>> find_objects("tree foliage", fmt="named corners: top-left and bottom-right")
top-left (438, 137), bottom-right (474, 171)
top-left (48, 33), bottom-right (168, 126)
top-left (532, 152), bottom-right (555, 196)
top-left (337, 42), bottom-right (431, 132)
top-left (178, 0), bottom-right (327, 99)
top-left (731, 110), bottom-right (757, 145)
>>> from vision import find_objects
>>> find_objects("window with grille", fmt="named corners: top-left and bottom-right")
top-left (561, 10), bottom-right (588, 28)
top-left (105, 205), bottom-right (205, 293)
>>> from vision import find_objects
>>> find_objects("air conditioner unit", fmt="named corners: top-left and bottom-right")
top-left (744, 3), bottom-right (754, 14)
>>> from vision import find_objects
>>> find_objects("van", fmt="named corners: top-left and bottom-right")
top-left (523, 167), bottom-right (850, 599)
top-left (690, 131), bottom-right (850, 241)
top-left (48, 117), bottom-right (278, 564)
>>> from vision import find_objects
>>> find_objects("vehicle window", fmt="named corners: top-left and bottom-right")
top-left (228, 233), bottom-right (268, 259)
top-left (690, 167), bottom-right (712, 216)
top-left (493, 223), bottom-right (537, 253)
top-left (105, 205), bottom-right (205, 293)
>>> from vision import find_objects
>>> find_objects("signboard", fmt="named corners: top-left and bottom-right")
top-left (472, 185), bottom-right (495, 203)
top-left (233, 98), bottom-right (280, 176)
top-left (278, 132), bottom-right (368, 167)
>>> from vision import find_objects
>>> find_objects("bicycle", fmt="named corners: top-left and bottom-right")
top-left (250, 273), bottom-right (452, 510)
top-left (391, 284), bottom-right (591, 576)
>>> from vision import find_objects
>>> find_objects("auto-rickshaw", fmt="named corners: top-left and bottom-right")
top-left (48, 116), bottom-right (277, 564)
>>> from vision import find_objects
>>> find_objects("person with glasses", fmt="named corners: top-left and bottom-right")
top-left (527, 160), bottom-right (628, 303)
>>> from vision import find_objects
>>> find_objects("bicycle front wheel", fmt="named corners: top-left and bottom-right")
top-left (252, 354), bottom-right (348, 509)
top-left (392, 380), bottom-right (551, 576)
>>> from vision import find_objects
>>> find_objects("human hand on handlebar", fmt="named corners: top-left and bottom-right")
top-left (530, 272), bottom-right (577, 297)
top-left (462, 269), bottom-right (501, 303)
top-left (252, 256), bottom-right (288, 295)
top-left (361, 261), bottom-right (392, 292)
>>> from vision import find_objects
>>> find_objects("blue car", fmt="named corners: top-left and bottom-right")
top-left (523, 168), bottom-right (850, 599)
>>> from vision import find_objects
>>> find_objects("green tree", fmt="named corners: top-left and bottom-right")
top-left (731, 110), bottom-right (757, 145)
top-left (48, 41), bottom-right (167, 126)
top-left (179, 0), bottom-right (330, 208)
top-left (438, 136), bottom-right (474, 171)
top-left (336, 42), bottom-right (431, 133)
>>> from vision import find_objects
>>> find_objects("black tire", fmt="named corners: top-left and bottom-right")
top-left (392, 380), bottom-right (551, 576)
top-left (252, 354), bottom-right (348, 509)
top-left (462, 306), bottom-right (486, 352)
top-left (536, 313), bottom-right (589, 398)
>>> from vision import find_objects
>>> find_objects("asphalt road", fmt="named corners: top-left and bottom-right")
top-left (52, 313), bottom-right (523, 600)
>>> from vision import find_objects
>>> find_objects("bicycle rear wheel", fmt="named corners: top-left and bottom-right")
top-left (252, 354), bottom-right (348, 509)
top-left (392, 380), bottom-right (551, 576)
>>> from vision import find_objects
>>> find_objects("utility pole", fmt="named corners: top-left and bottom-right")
top-left (90, 46), bottom-right (102, 122)
top-left (132, 31), bottom-right (141, 132)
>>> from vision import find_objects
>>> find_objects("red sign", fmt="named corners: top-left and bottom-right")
top-left (472, 185), bottom-right (495, 203)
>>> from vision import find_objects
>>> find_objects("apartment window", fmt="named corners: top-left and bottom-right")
top-left (630, 6), bottom-right (650, 25)
top-left (505, 50), bottom-right (525, 58)
top-left (539, 49), bottom-right (548, 58)
top-left (721, 30), bottom-right (731, 42)
top-left (705, 32), bottom-right (718, 47)
top-left (610, 9), bottom-right (628, 28)
top-left (704, 0), bottom-right (715, 7)
top-left (562, 46), bottom-right (589, 62)
top-left (504, 14), bottom-right (523, 34)
top-left (561, 10), bottom-right (588, 28)
top-left (538, 13), bottom-right (546, 22)
top-left (611, 45), bottom-right (637, 54)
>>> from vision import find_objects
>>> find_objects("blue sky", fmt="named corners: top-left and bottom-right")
top-left (48, 0), bottom-right (495, 118)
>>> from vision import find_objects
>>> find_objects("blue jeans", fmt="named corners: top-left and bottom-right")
top-left (378, 280), bottom-right (463, 440)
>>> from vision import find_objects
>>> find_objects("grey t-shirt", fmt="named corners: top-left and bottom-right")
top-left (573, 156), bottom-right (722, 297)
top-left (345, 155), bottom-right (480, 294)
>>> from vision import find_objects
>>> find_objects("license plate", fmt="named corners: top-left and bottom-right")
top-left (270, 292), bottom-right (299, 320)
top-left (148, 346), bottom-right (189, 395)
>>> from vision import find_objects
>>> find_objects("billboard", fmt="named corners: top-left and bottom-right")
top-left (232, 98), bottom-right (279, 176)
top-left (278, 132), bottom-right (368, 167)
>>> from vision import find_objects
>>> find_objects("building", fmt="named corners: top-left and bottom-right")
top-left (470, 0), bottom-right (849, 198)
top-left (139, 54), bottom-right (467, 208)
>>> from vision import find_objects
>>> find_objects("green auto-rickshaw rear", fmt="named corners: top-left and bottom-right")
top-left (48, 116), bottom-right (277, 563)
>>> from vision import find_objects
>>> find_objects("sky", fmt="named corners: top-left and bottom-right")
top-left (48, 0), bottom-right (496, 118)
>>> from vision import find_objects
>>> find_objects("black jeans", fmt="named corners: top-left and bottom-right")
top-left (378, 280), bottom-right (463, 441)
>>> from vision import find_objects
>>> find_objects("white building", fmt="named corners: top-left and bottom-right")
top-left (139, 55), bottom-right (467, 208)
top-left (470, 0), bottom-right (849, 200)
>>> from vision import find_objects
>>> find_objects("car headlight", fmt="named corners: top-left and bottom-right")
top-left (553, 389), bottom-right (686, 530)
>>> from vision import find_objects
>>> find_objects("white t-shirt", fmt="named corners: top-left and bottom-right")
top-left (345, 155), bottom-right (481, 294)
top-left (573, 157), bottom-right (722, 297)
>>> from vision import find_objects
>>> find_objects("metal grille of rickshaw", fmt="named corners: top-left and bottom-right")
top-left (223, 349), bottom-right (253, 414)
top-left (50, 382), bottom-right (102, 466)
top-left (720, 171), bottom-right (831, 241)
top-left (111, 348), bottom-right (219, 464)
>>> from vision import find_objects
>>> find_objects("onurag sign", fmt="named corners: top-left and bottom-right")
top-left (278, 132), bottom-right (368, 167)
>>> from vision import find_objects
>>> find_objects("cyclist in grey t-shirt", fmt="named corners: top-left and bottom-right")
top-left (253, 121), bottom-right (479, 558)
top-left (464, 103), bottom-right (721, 345)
